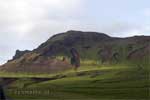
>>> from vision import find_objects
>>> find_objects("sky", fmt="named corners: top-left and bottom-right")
top-left (0, 0), bottom-right (150, 64)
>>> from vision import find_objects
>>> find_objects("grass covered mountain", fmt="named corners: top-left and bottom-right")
top-left (0, 30), bottom-right (150, 73)
top-left (0, 30), bottom-right (149, 99)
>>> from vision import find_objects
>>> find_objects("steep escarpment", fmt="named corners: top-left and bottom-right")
top-left (8, 50), bottom-right (31, 62)
top-left (0, 30), bottom-right (150, 73)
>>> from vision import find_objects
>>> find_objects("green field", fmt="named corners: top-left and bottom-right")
top-left (1, 62), bottom-right (149, 100)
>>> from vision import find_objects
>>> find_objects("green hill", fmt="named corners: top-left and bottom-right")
top-left (0, 30), bottom-right (149, 99)
top-left (0, 30), bottom-right (150, 73)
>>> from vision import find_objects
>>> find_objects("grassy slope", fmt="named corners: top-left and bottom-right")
top-left (4, 64), bottom-right (149, 100)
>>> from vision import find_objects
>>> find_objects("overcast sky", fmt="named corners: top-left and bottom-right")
top-left (0, 0), bottom-right (150, 64)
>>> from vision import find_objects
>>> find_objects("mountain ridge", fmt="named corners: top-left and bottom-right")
top-left (0, 30), bottom-right (150, 73)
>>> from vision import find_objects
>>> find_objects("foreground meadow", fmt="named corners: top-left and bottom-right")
top-left (0, 61), bottom-right (149, 100)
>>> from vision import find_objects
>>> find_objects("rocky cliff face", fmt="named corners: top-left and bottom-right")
top-left (0, 30), bottom-right (150, 73)
top-left (8, 50), bottom-right (31, 62)
top-left (35, 30), bottom-right (111, 57)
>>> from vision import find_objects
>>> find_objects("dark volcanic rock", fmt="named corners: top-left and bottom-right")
top-left (35, 30), bottom-right (111, 57)
top-left (8, 50), bottom-right (31, 62)
top-left (0, 30), bottom-right (150, 73)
